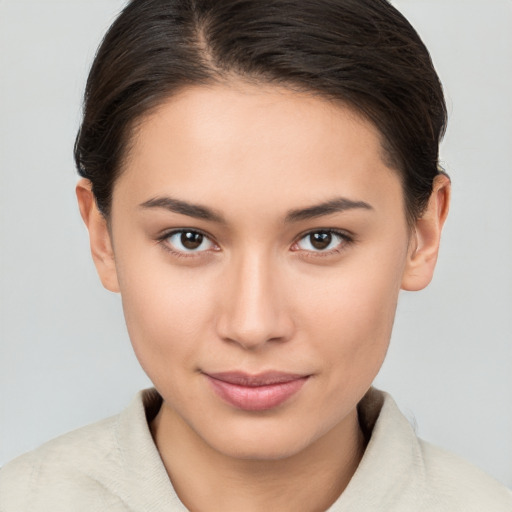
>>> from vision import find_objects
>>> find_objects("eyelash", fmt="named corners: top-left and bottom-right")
top-left (291, 229), bottom-right (354, 257)
top-left (157, 228), bottom-right (218, 259)
top-left (157, 228), bottom-right (354, 259)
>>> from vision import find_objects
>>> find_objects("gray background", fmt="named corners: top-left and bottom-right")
top-left (1, 0), bottom-right (511, 488)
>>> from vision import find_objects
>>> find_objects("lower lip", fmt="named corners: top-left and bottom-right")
top-left (206, 376), bottom-right (309, 412)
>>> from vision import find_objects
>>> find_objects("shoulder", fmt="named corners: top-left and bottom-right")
top-left (0, 389), bottom-right (174, 512)
top-left (342, 388), bottom-right (512, 512)
top-left (418, 439), bottom-right (512, 511)
top-left (0, 414), bottom-right (127, 512)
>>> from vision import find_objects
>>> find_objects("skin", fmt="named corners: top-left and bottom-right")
top-left (77, 82), bottom-right (450, 511)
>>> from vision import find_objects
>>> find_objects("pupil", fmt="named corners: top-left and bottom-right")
top-left (311, 232), bottom-right (332, 250)
top-left (181, 232), bottom-right (203, 250)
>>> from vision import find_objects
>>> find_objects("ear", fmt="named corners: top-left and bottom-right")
top-left (76, 179), bottom-right (120, 293)
top-left (401, 174), bottom-right (451, 291)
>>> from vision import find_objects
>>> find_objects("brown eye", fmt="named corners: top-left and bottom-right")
top-left (181, 231), bottom-right (203, 250)
top-left (295, 230), bottom-right (348, 253)
top-left (310, 232), bottom-right (332, 250)
top-left (165, 230), bottom-right (215, 253)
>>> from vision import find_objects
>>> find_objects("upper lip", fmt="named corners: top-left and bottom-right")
top-left (204, 371), bottom-right (309, 387)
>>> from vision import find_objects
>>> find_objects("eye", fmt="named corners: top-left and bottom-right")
top-left (293, 230), bottom-right (350, 253)
top-left (164, 230), bottom-right (216, 253)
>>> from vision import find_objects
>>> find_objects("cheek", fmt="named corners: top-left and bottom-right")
top-left (307, 284), bottom-right (395, 372)
top-left (298, 244), bottom-right (407, 378)
top-left (116, 255), bottom-right (217, 379)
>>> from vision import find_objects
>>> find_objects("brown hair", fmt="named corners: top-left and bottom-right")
top-left (74, 0), bottom-right (447, 224)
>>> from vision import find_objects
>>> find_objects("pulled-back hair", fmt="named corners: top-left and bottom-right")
top-left (74, 0), bottom-right (447, 224)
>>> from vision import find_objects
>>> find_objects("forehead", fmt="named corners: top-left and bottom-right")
top-left (115, 82), bottom-right (403, 219)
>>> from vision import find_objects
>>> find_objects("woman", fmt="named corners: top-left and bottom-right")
top-left (1, 0), bottom-right (511, 510)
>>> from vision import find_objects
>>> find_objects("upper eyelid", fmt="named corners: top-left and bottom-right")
top-left (159, 227), bottom-right (214, 241)
top-left (294, 228), bottom-right (353, 242)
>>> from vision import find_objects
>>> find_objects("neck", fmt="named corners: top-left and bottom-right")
top-left (151, 404), bottom-right (366, 512)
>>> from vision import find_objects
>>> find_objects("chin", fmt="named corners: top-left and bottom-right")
top-left (200, 417), bottom-right (324, 461)
top-left (213, 436), bottom-right (311, 461)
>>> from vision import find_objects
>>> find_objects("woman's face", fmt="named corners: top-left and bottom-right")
top-left (99, 83), bottom-right (416, 459)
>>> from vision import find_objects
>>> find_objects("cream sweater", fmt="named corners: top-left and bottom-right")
top-left (1, 388), bottom-right (511, 511)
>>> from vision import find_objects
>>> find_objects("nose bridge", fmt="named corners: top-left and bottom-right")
top-left (217, 247), bottom-right (291, 349)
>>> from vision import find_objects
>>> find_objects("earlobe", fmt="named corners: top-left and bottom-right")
top-left (401, 174), bottom-right (451, 291)
top-left (76, 179), bottom-right (120, 293)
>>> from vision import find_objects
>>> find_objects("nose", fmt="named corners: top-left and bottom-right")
top-left (216, 252), bottom-right (294, 350)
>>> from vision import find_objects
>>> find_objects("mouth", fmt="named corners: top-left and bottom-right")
top-left (203, 371), bottom-right (310, 411)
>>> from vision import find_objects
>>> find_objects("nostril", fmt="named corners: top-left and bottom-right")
top-left (216, 310), bottom-right (295, 350)
top-left (222, 326), bottom-right (281, 350)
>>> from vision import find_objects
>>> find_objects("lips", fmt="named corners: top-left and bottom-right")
top-left (204, 371), bottom-right (309, 411)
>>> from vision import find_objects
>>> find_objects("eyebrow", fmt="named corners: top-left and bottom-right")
top-left (284, 197), bottom-right (373, 223)
top-left (140, 196), bottom-right (226, 223)
top-left (139, 195), bottom-right (373, 224)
